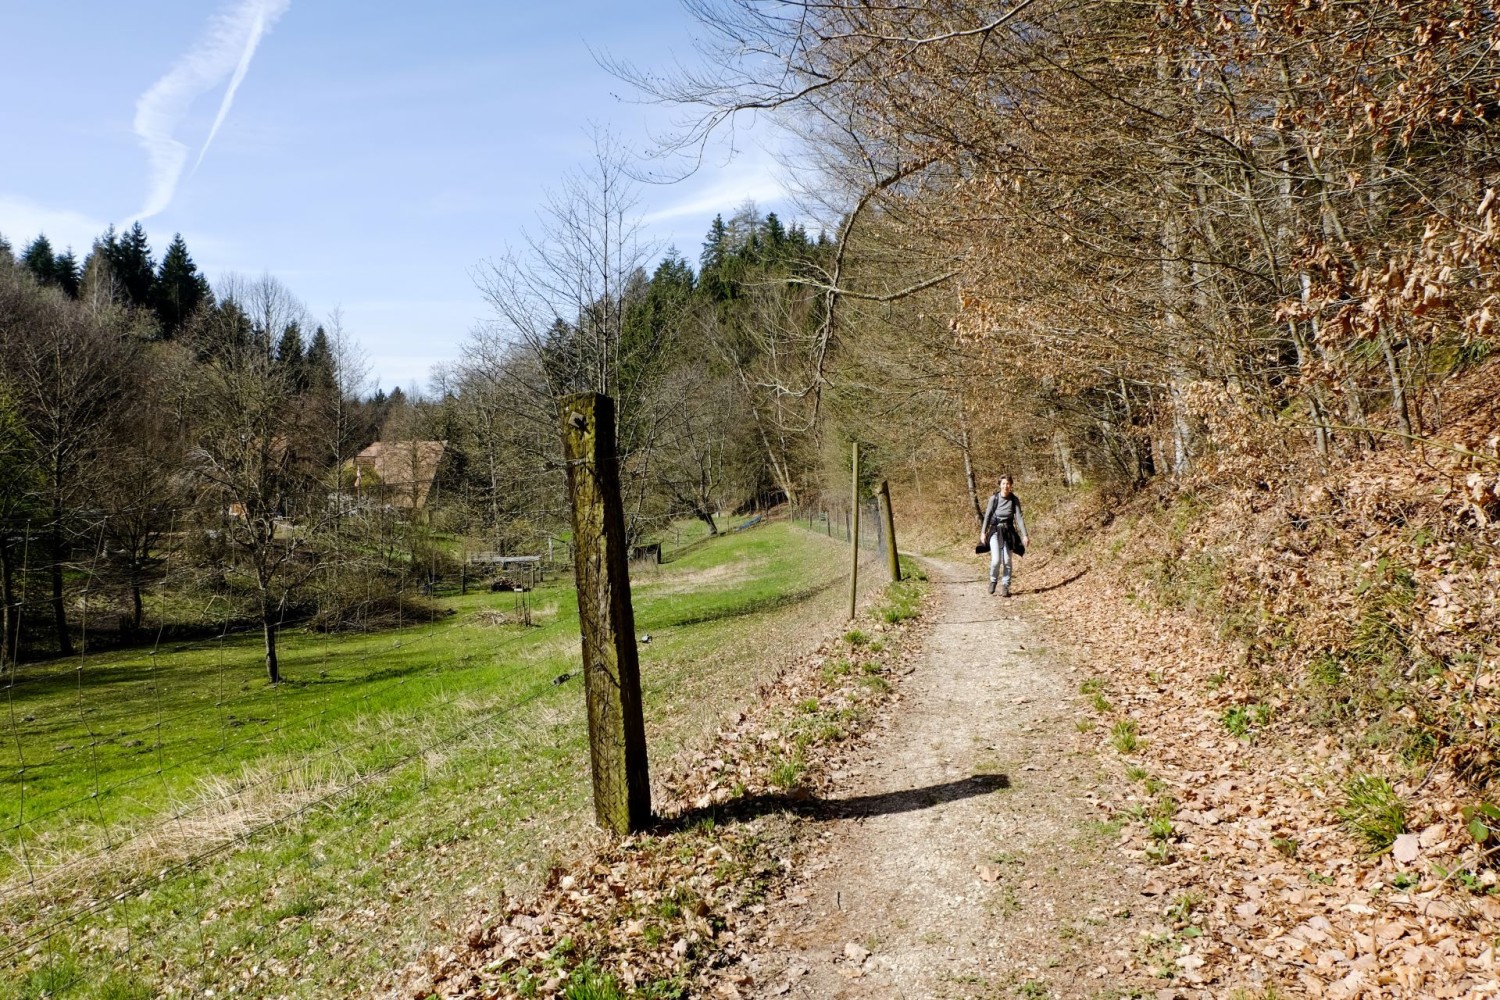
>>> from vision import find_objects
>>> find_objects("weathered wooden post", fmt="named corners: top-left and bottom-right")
top-left (848, 442), bottom-right (861, 621)
top-left (878, 479), bottom-right (902, 583)
top-left (559, 393), bottom-right (651, 835)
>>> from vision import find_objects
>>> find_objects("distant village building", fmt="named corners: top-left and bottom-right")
top-left (352, 440), bottom-right (448, 511)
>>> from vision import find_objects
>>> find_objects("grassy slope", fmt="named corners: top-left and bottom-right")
top-left (0, 518), bottom-right (861, 999)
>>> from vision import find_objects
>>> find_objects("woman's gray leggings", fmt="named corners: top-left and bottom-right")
top-left (988, 532), bottom-right (1012, 585)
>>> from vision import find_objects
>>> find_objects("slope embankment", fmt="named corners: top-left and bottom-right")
top-left (1003, 361), bottom-right (1500, 997)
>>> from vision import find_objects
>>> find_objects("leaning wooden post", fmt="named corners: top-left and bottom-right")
top-left (560, 393), bottom-right (651, 835)
top-left (847, 442), bottom-right (861, 621)
top-left (877, 479), bottom-right (902, 583)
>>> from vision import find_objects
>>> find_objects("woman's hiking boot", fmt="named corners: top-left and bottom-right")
top-left (988, 578), bottom-right (997, 595)
top-left (1001, 583), bottom-right (1010, 597)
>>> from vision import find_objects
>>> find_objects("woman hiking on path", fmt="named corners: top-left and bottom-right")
top-left (979, 474), bottom-right (1029, 597)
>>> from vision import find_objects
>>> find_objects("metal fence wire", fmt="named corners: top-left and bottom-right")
top-left (0, 492), bottom-right (875, 996)
top-left (0, 493), bottom-right (580, 997)
top-left (789, 499), bottom-right (887, 555)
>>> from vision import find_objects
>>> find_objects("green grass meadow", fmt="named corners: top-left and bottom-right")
top-left (0, 517), bottom-right (871, 999)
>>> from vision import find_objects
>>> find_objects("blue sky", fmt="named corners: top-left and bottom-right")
top-left (0, 1), bottom-right (800, 391)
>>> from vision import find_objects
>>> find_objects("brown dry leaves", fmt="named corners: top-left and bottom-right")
top-left (389, 594), bottom-right (933, 1000)
top-left (1030, 397), bottom-right (1500, 998)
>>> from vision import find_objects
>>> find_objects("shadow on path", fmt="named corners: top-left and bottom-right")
top-left (654, 773), bottom-right (1010, 833)
top-left (1018, 569), bottom-right (1089, 595)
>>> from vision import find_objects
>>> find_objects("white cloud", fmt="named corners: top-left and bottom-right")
top-left (0, 196), bottom-right (108, 253)
top-left (132, 0), bottom-right (290, 221)
top-left (640, 148), bottom-right (795, 226)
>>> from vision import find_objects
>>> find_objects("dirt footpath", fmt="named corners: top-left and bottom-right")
top-left (741, 559), bottom-right (1158, 999)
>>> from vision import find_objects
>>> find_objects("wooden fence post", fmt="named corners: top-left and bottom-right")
top-left (878, 479), bottom-right (902, 583)
top-left (560, 393), bottom-right (651, 835)
top-left (848, 442), bottom-right (861, 621)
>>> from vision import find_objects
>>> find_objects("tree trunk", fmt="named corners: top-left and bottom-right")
top-left (751, 412), bottom-right (798, 507)
top-left (50, 519), bottom-right (72, 657)
top-left (1162, 210), bottom-right (1194, 476)
top-left (1378, 325), bottom-right (1413, 445)
top-left (0, 535), bottom-right (17, 666)
top-left (958, 415), bottom-right (982, 523)
top-left (694, 507), bottom-right (719, 536)
top-left (261, 595), bottom-right (281, 684)
top-left (1052, 429), bottom-right (1082, 487)
top-left (130, 569), bottom-right (144, 632)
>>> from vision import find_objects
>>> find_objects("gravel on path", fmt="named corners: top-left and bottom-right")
top-left (741, 559), bottom-right (1158, 1000)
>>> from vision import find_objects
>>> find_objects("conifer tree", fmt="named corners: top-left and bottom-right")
top-left (153, 234), bottom-right (211, 338)
top-left (305, 325), bottom-right (337, 395)
top-left (20, 235), bottom-right (57, 286)
top-left (699, 215), bottom-right (732, 300)
top-left (111, 222), bottom-right (156, 308)
top-left (763, 212), bottom-right (786, 250)
top-left (53, 249), bottom-right (81, 298)
top-left (83, 227), bottom-right (120, 297)
top-left (277, 323), bottom-right (307, 391)
top-left (700, 214), bottom-right (728, 272)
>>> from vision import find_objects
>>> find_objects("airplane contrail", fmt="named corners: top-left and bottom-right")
top-left (132, 0), bottom-right (291, 222)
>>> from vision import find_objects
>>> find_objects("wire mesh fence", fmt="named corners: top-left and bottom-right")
top-left (0, 493), bottom-right (586, 997)
top-left (788, 499), bottom-right (887, 556)
top-left (0, 493), bottom-right (877, 996)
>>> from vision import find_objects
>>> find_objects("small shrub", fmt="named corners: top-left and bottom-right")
top-left (1091, 692), bottom-right (1114, 714)
top-left (636, 979), bottom-right (689, 1000)
top-left (563, 963), bottom-right (624, 1000)
top-left (843, 629), bottom-right (870, 647)
top-left (1433, 864), bottom-right (1485, 893)
top-left (1462, 801), bottom-right (1500, 845)
top-left (1125, 765), bottom-right (1149, 782)
top-left (821, 658), bottom-right (854, 682)
top-left (770, 754), bottom-right (805, 790)
top-left (1079, 678), bottom-right (1105, 695)
top-left (19, 954), bottom-right (83, 999)
top-left (1169, 891), bottom-right (1202, 921)
top-left (1455, 336), bottom-right (1495, 369)
top-left (1271, 836), bottom-right (1299, 859)
top-left (1308, 653), bottom-right (1344, 688)
top-left (99, 975), bottom-right (154, 1000)
top-left (1338, 773), bottom-right (1406, 853)
top-left (1222, 705), bottom-right (1251, 738)
top-left (1399, 728), bottom-right (1438, 766)
top-left (1111, 719), bottom-right (1140, 754)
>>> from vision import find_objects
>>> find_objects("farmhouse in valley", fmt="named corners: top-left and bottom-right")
top-left (352, 440), bottom-right (448, 511)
